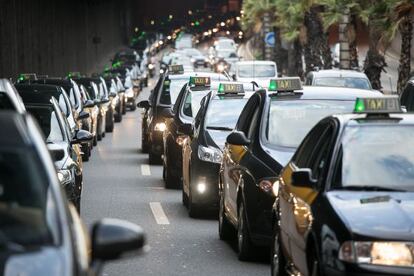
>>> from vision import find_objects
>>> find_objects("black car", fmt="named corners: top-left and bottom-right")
top-left (162, 73), bottom-right (231, 189)
top-left (271, 96), bottom-right (414, 276)
top-left (181, 82), bottom-right (255, 218)
top-left (137, 67), bottom-right (195, 163)
top-left (104, 76), bottom-right (124, 122)
top-left (219, 78), bottom-right (383, 260)
top-left (0, 111), bottom-right (146, 275)
top-left (18, 89), bottom-right (91, 212)
top-left (71, 77), bottom-right (116, 133)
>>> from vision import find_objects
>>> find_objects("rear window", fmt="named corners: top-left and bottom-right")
top-left (26, 106), bottom-right (65, 143)
top-left (314, 77), bottom-right (371, 90)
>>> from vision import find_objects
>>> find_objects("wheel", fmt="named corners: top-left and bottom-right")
top-left (82, 146), bottom-right (90, 162)
top-left (182, 188), bottom-right (188, 207)
top-left (237, 201), bottom-right (254, 261)
top-left (93, 135), bottom-right (97, 146)
top-left (219, 190), bottom-right (234, 240)
top-left (149, 151), bottom-right (161, 164)
top-left (131, 101), bottom-right (137, 111)
top-left (142, 130), bottom-right (149, 153)
top-left (271, 222), bottom-right (287, 276)
top-left (102, 131), bottom-right (106, 138)
top-left (114, 109), bottom-right (122, 122)
top-left (308, 246), bottom-right (321, 276)
top-left (106, 120), bottom-right (114, 132)
top-left (165, 147), bottom-right (180, 189)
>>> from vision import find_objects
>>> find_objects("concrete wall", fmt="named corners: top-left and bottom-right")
top-left (0, 0), bottom-right (132, 79)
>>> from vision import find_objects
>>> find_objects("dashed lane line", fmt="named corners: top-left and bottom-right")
top-left (149, 202), bottom-right (170, 225)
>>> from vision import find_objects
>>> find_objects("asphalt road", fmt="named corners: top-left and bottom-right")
top-left (81, 76), bottom-right (269, 276)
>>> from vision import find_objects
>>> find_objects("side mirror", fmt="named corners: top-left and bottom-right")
top-left (291, 168), bottom-right (317, 188)
top-left (47, 144), bottom-right (65, 161)
top-left (101, 98), bottom-right (110, 104)
top-left (84, 100), bottom-right (95, 108)
top-left (78, 110), bottom-right (90, 120)
top-left (401, 105), bottom-right (408, 113)
top-left (161, 108), bottom-right (174, 118)
top-left (226, 131), bottom-right (250, 146)
top-left (232, 74), bottom-right (237, 81)
top-left (71, 129), bottom-right (93, 145)
top-left (178, 123), bottom-right (193, 135)
top-left (137, 100), bottom-right (150, 109)
top-left (109, 91), bottom-right (117, 97)
top-left (92, 218), bottom-right (145, 261)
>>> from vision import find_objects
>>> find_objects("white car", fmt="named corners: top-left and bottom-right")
top-left (233, 61), bottom-right (278, 88)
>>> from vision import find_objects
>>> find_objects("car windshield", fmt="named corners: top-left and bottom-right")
top-left (314, 77), bottom-right (371, 90)
top-left (0, 148), bottom-right (59, 247)
top-left (0, 92), bottom-right (14, 110)
top-left (159, 78), bottom-right (188, 105)
top-left (205, 98), bottom-right (248, 129)
top-left (186, 49), bottom-right (202, 56)
top-left (182, 90), bottom-right (211, 117)
top-left (334, 125), bottom-right (414, 191)
top-left (217, 50), bottom-right (236, 58)
top-left (238, 64), bottom-right (276, 78)
top-left (217, 40), bottom-right (234, 49)
top-left (266, 100), bottom-right (354, 148)
top-left (26, 106), bottom-right (65, 143)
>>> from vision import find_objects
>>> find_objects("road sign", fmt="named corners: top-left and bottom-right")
top-left (265, 32), bottom-right (275, 47)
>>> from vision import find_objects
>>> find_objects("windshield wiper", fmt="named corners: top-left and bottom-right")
top-left (207, 126), bottom-right (233, 131)
top-left (335, 185), bottom-right (406, 192)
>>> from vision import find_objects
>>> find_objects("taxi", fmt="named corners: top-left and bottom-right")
top-left (0, 111), bottom-right (145, 276)
top-left (182, 81), bottom-right (254, 217)
top-left (162, 73), bottom-right (230, 189)
top-left (271, 97), bottom-right (414, 276)
top-left (218, 78), bottom-right (383, 261)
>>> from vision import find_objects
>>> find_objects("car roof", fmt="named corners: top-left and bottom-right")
top-left (268, 86), bottom-right (383, 100)
top-left (333, 113), bottom-right (414, 126)
top-left (0, 111), bottom-right (33, 147)
top-left (309, 69), bottom-right (369, 78)
top-left (17, 85), bottom-right (59, 105)
top-left (168, 72), bottom-right (229, 81)
top-left (236, 60), bottom-right (276, 66)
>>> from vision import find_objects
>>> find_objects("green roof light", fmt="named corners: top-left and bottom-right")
top-left (218, 83), bottom-right (224, 93)
top-left (354, 98), bottom-right (365, 112)
top-left (269, 79), bottom-right (277, 91)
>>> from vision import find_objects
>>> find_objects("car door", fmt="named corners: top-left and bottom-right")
top-left (282, 120), bottom-right (337, 274)
top-left (223, 94), bottom-right (261, 222)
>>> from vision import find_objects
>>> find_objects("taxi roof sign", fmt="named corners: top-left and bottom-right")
top-left (269, 77), bottom-right (302, 92)
top-left (354, 96), bottom-right (401, 114)
top-left (218, 83), bottom-right (244, 94)
top-left (18, 73), bottom-right (37, 82)
top-left (169, 64), bottom-right (184, 75)
top-left (189, 76), bottom-right (211, 87)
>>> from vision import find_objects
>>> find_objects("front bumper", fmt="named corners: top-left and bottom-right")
top-left (190, 158), bottom-right (220, 209)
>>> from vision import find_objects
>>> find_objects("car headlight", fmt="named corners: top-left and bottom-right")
top-left (191, 58), bottom-right (196, 63)
top-left (160, 69), bottom-right (165, 74)
top-left (148, 64), bottom-right (154, 70)
top-left (126, 88), bottom-right (134, 98)
top-left (204, 58), bottom-right (209, 62)
top-left (154, 122), bottom-right (166, 132)
top-left (57, 169), bottom-right (73, 185)
top-left (198, 145), bottom-right (222, 164)
top-left (339, 241), bottom-right (414, 267)
top-left (217, 64), bottom-right (225, 72)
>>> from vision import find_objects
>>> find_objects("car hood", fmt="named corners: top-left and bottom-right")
top-left (206, 129), bottom-right (231, 150)
top-left (192, 55), bottom-right (206, 60)
top-left (327, 191), bottom-right (414, 240)
top-left (1, 247), bottom-right (69, 276)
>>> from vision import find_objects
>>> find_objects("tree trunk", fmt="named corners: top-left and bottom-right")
top-left (348, 14), bottom-right (359, 68)
top-left (339, 9), bottom-right (350, 69)
top-left (274, 27), bottom-right (287, 76)
top-left (294, 39), bottom-right (304, 79)
top-left (304, 9), bottom-right (323, 73)
top-left (397, 15), bottom-right (413, 94)
top-left (363, 22), bottom-right (386, 90)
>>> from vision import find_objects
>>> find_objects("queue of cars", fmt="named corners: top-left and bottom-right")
top-left (0, 47), bottom-right (150, 275)
top-left (139, 42), bottom-right (414, 275)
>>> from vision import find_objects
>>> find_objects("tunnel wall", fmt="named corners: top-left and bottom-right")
top-left (0, 0), bottom-right (133, 79)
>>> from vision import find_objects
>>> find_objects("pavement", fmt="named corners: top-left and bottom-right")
top-left (80, 74), bottom-right (269, 275)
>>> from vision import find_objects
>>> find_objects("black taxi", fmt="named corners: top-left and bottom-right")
top-left (137, 65), bottom-right (191, 164)
top-left (182, 82), bottom-right (255, 217)
top-left (162, 73), bottom-right (230, 189)
top-left (218, 78), bottom-right (383, 261)
top-left (272, 96), bottom-right (414, 276)
top-left (0, 111), bottom-right (146, 276)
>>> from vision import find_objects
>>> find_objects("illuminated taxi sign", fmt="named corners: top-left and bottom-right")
top-left (169, 64), bottom-right (184, 75)
top-left (218, 83), bottom-right (244, 94)
top-left (354, 96), bottom-right (401, 114)
top-left (189, 76), bottom-right (211, 87)
top-left (269, 77), bottom-right (302, 92)
top-left (18, 73), bottom-right (37, 82)
top-left (68, 71), bottom-right (81, 78)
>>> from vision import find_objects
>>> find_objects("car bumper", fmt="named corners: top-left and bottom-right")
top-left (190, 159), bottom-right (220, 209)
top-left (324, 263), bottom-right (414, 276)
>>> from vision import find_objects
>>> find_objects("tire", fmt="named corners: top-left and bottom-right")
top-left (75, 197), bottom-right (81, 214)
top-left (271, 223), bottom-right (287, 276)
top-left (93, 135), bottom-right (97, 146)
top-left (237, 201), bottom-right (254, 261)
top-left (115, 109), bottom-right (122, 122)
top-left (149, 151), bottom-right (161, 165)
top-left (142, 130), bottom-right (149, 153)
top-left (219, 190), bottom-right (234, 240)
top-left (182, 188), bottom-right (189, 207)
top-left (131, 101), bottom-right (137, 111)
top-left (106, 119), bottom-right (114, 132)
top-left (165, 147), bottom-right (180, 189)
top-left (102, 131), bottom-right (106, 138)
top-left (308, 246), bottom-right (321, 276)
top-left (82, 146), bottom-right (90, 162)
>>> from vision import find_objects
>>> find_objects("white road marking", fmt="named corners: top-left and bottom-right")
top-left (141, 164), bottom-right (151, 176)
top-left (150, 202), bottom-right (170, 225)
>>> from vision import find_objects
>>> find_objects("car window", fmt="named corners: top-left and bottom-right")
top-left (237, 94), bottom-right (260, 136)
top-left (0, 92), bottom-right (14, 110)
top-left (26, 106), bottom-right (65, 143)
top-left (182, 89), bottom-right (211, 118)
top-left (159, 78), bottom-right (188, 105)
top-left (0, 148), bottom-right (59, 246)
top-left (237, 64), bottom-right (276, 78)
top-left (265, 99), bottom-right (354, 148)
top-left (333, 125), bottom-right (414, 191)
top-left (205, 98), bottom-right (249, 129)
top-left (313, 77), bottom-right (371, 90)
